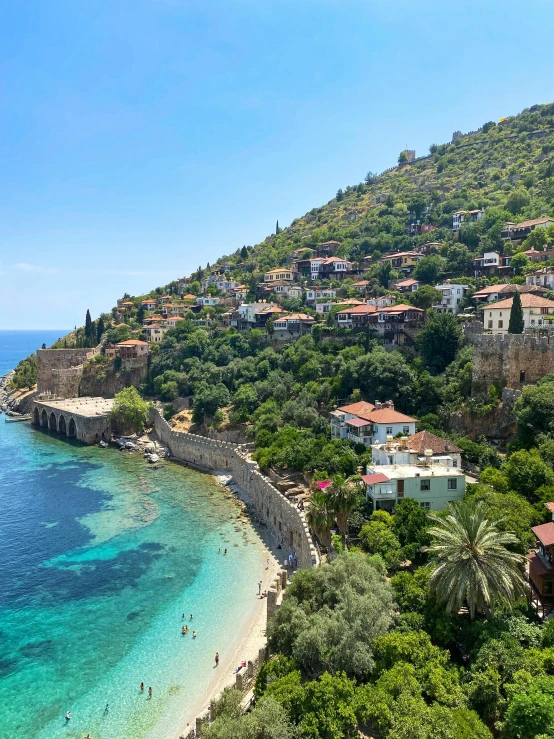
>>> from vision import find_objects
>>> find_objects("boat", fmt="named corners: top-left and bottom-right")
top-left (5, 415), bottom-right (32, 423)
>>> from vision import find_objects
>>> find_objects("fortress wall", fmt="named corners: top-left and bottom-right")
top-left (37, 348), bottom-right (97, 396)
top-left (472, 332), bottom-right (554, 393)
top-left (153, 410), bottom-right (318, 569)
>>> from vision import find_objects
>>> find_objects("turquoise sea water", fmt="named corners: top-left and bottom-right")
top-left (0, 334), bottom-right (266, 738)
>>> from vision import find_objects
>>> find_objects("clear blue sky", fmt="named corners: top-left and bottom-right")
top-left (1, 0), bottom-right (554, 329)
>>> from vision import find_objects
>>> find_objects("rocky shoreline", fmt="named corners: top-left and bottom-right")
top-left (0, 372), bottom-right (21, 415)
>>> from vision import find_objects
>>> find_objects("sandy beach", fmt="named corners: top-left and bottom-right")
top-left (171, 500), bottom-right (287, 739)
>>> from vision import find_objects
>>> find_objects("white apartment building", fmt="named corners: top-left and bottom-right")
top-left (433, 283), bottom-right (468, 313)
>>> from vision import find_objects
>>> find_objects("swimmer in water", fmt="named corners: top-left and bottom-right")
top-left (182, 626), bottom-right (186, 635)
top-left (65, 711), bottom-right (71, 722)
top-left (215, 652), bottom-right (219, 666)
top-left (148, 687), bottom-right (152, 698)
top-left (192, 631), bottom-right (197, 638)
top-left (140, 682), bottom-right (144, 692)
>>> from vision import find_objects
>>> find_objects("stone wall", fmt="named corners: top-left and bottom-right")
top-left (449, 387), bottom-right (520, 443)
top-left (79, 357), bottom-right (148, 397)
top-left (37, 348), bottom-right (97, 396)
top-left (153, 410), bottom-right (319, 569)
top-left (471, 331), bottom-right (554, 393)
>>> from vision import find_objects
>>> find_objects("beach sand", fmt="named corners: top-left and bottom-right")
top-left (172, 512), bottom-right (288, 738)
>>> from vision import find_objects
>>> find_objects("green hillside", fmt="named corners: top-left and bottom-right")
top-left (212, 101), bottom-right (554, 281)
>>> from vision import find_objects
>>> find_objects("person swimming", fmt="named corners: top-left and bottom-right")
top-left (215, 652), bottom-right (219, 666)
top-left (182, 626), bottom-right (186, 635)
top-left (140, 682), bottom-right (144, 691)
top-left (65, 711), bottom-right (71, 722)
top-left (192, 631), bottom-right (197, 638)
top-left (148, 687), bottom-right (152, 698)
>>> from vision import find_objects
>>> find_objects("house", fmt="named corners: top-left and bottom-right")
top-left (371, 431), bottom-right (462, 468)
top-left (367, 295), bottom-right (396, 308)
top-left (272, 313), bottom-right (315, 339)
top-left (290, 247), bottom-right (315, 261)
top-left (305, 288), bottom-right (337, 303)
top-left (526, 267), bottom-right (554, 291)
top-left (196, 297), bottom-right (220, 307)
top-left (408, 223), bottom-right (437, 236)
top-left (182, 294), bottom-right (198, 303)
top-left (472, 284), bottom-right (510, 303)
top-left (372, 304), bottom-right (425, 345)
top-left (472, 251), bottom-right (512, 277)
top-left (162, 317), bottom-right (185, 328)
top-left (452, 209), bottom-right (484, 231)
top-left (527, 505), bottom-right (554, 617)
top-left (161, 303), bottom-right (187, 317)
top-left (433, 282), bottom-right (468, 313)
top-left (521, 247), bottom-right (554, 264)
top-left (157, 295), bottom-right (172, 305)
top-left (504, 217), bottom-right (554, 243)
top-left (336, 304), bottom-right (378, 328)
top-left (141, 299), bottom-right (157, 311)
top-left (238, 302), bottom-right (285, 327)
top-left (352, 280), bottom-right (369, 293)
top-left (319, 257), bottom-right (353, 280)
top-left (264, 268), bottom-right (294, 283)
top-left (292, 257), bottom-right (326, 281)
top-left (330, 400), bottom-right (417, 447)
top-left (394, 278), bottom-right (421, 293)
top-left (484, 293), bottom-right (554, 334)
top-left (105, 339), bottom-right (150, 359)
top-left (121, 301), bottom-right (135, 311)
top-left (362, 461), bottom-right (466, 512)
top-left (316, 240), bottom-right (341, 258)
top-left (142, 324), bottom-right (167, 343)
top-left (377, 251), bottom-right (423, 273)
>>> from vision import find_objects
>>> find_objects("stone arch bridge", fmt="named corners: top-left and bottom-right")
top-left (31, 397), bottom-right (114, 445)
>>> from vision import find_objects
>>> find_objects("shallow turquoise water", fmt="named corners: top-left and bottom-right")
top-left (0, 421), bottom-right (265, 738)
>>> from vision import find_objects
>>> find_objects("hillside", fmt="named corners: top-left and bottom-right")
top-left (210, 101), bottom-right (554, 281)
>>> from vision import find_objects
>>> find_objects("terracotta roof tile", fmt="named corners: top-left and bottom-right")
top-left (407, 430), bottom-right (461, 455)
top-left (532, 522), bottom-right (554, 546)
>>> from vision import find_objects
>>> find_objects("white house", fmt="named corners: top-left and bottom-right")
top-left (433, 283), bottom-right (468, 313)
top-left (305, 288), bottom-right (337, 303)
top-left (371, 431), bottom-right (462, 468)
top-left (331, 400), bottom-right (417, 447)
top-left (526, 267), bottom-right (554, 291)
top-left (484, 293), bottom-right (554, 334)
top-left (196, 297), bottom-right (220, 307)
top-left (452, 209), bottom-right (484, 231)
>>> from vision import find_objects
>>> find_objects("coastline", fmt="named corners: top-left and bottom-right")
top-left (172, 513), bottom-right (282, 738)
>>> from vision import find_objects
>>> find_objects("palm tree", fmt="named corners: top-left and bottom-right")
top-left (306, 493), bottom-right (334, 548)
top-left (424, 501), bottom-right (526, 619)
top-left (326, 475), bottom-right (359, 550)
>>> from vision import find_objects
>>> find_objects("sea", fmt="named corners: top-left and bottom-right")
top-left (0, 331), bottom-right (266, 738)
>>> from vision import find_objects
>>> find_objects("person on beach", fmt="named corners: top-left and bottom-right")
top-left (148, 687), bottom-right (152, 698)
top-left (65, 711), bottom-right (71, 723)
top-left (265, 559), bottom-right (269, 570)
top-left (140, 682), bottom-right (144, 692)
top-left (258, 580), bottom-right (262, 595)
top-left (215, 652), bottom-right (219, 666)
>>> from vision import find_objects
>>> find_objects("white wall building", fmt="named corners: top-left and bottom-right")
top-left (433, 283), bottom-right (468, 313)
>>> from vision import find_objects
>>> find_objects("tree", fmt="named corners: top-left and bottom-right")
top-left (365, 171), bottom-right (377, 185)
top-left (416, 312), bottom-right (461, 373)
top-left (510, 252), bottom-right (530, 276)
top-left (504, 677), bottom-right (554, 739)
top-left (424, 501), bottom-right (526, 618)
top-left (398, 151), bottom-right (409, 165)
top-left (110, 387), bottom-right (151, 433)
top-left (192, 382), bottom-right (231, 423)
top-left (410, 284), bottom-right (442, 310)
top-left (240, 245), bottom-right (248, 260)
top-left (505, 188), bottom-right (530, 215)
top-left (96, 316), bottom-right (105, 343)
top-left (276, 220), bottom-right (281, 235)
top-left (413, 256), bottom-right (446, 284)
top-left (336, 188), bottom-right (344, 201)
top-left (266, 318), bottom-right (275, 339)
top-left (514, 377), bottom-right (554, 447)
top-left (307, 493), bottom-right (335, 548)
top-left (502, 448), bottom-right (554, 501)
top-left (326, 475), bottom-right (359, 549)
top-left (359, 516), bottom-right (402, 569)
top-left (84, 309), bottom-right (93, 341)
top-left (508, 290), bottom-right (524, 334)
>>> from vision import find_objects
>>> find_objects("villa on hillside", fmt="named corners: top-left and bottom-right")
top-left (362, 460), bottom-right (466, 512)
top-left (394, 278), bottom-right (421, 293)
top-left (264, 268), bottom-right (294, 283)
top-left (272, 313), bottom-right (315, 339)
top-left (527, 267), bottom-right (554, 291)
top-left (472, 251), bottom-right (512, 277)
top-left (331, 400), bottom-right (417, 447)
top-left (484, 293), bottom-right (554, 334)
top-left (105, 339), bottom-right (150, 359)
top-left (502, 217), bottom-right (554, 243)
top-left (371, 431), bottom-right (462, 468)
top-left (372, 304), bottom-right (425, 346)
top-left (375, 251), bottom-right (423, 274)
top-left (528, 504), bottom-right (554, 617)
top-left (452, 209), bottom-right (484, 231)
top-left (141, 299), bottom-right (157, 311)
top-left (432, 282), bottom-right (469, 313)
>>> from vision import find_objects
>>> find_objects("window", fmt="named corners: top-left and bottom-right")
top-left (520, 370), bottom-right (526, 382)
top-left (488, 320), bottom-right (493, 328)
top-left (498, 321), bottom-right (503, 329)
top-left (420, 479), bottom-right (430, 491)
top-left (420, 502), bottom-right (430, 511)
top-left (403, 425), bottom-right (410, 433)
top-left (447, 478), bottom-right (458, 490)
top-left (386, 426), bottom-right (393, 434)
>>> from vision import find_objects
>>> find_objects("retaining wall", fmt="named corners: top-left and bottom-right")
top-left (153, 410), bottom-right (318, 569)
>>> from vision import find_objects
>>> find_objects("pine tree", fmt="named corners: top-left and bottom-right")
top-left (275, 220), bottom-right (281, 235)
top-left (84, 309), bottom-right (92, 340)
top-left (240, 245), bottom-right (248, 259)
top-left (96, 316), bottom-right (105, 343)
top-left (508, 290), bottom-right (524, 334)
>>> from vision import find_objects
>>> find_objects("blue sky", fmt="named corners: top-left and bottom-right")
top-left (1, 0), bottom-right (554, 329)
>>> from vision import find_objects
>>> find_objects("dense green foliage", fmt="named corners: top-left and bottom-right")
top-left (10, 353), bottom-right (37, 389)
top-left (110, 387), bottom-right (151, 432)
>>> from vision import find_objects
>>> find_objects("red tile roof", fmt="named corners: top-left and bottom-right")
top-left (527, 551), bottom-right (552, 576)
top-left (337, 401), bottom-right (376, 421)
top-left (472, 284), bottom-right (509, 297)
top-left (407, 430), bottom-right (462, 455)
top-left (395, 278), bottom-right (420, 287)
top-left (532, 522), bottom-right (554, 546)
top-left (362, 473), bottom-right (391, 484)
top-left (369, 408), bottom-right (418, 424)
top-left (488, 293), bottom-right (554, 310)
top-left (116, 339), bottom-right (149, 346)
top-left (346, 417), bottom-right (372, 428)
top-left (516, 217), bottom-right (554, 229)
